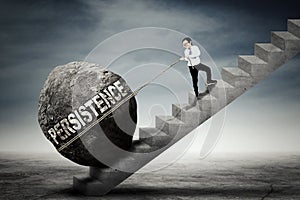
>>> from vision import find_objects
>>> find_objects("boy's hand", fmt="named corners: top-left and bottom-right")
top-left (179, 57), bottom-right (186, 61)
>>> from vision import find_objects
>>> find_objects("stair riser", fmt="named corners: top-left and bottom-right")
top-left (199, 98), bottom-right (219, 112)
top-left (188, 92), bottom-right (226, 115)
top-left (172, 105), bottom-right (202, 126)
top-left (271, 32), bottom-right (300, 51)
top-left (209, 86), bottom-right (240, 105)
top-left (288, 20), bottom-right (300, 38)
top-left (254, 45), bottom-right (286, 70)
top-left (181, 111), bottom-right (201, 126)
top-left (227, 88), bottom-right (246, 104)
top-left (221, 69), bottom-right (253, 88)
top-left (156, 117), bottom-right (192, 137)
top-left (191, 97), bottom-right (224, 118)
top-left (172, 104), bottom-right (186, 119)
top-left (156, 116), bottom-right (179, 135)
top-left (238, 57), bottom-right (269, 81)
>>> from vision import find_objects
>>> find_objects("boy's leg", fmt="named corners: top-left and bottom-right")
top-left (196, 63), bottom-right (213, 82)
top-left (188, 66), bottom-right (199, 97)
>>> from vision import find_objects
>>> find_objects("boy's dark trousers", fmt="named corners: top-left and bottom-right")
top-left (188, 63), bottom-right (213, 97)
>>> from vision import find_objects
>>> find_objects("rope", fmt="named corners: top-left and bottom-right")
top-left (58, 59), bottom-right (181, 152)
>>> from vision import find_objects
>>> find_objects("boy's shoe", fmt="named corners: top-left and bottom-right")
top-left (196, 89), bottom-right (209, 99)
top-left (207, 80), bottom-right (217, 85)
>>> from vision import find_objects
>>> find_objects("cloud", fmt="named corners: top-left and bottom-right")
top-left (0, 0), bottom-right (299, 153)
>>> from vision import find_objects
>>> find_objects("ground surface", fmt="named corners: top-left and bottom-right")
top-left (0, 152), bottom-right (299, 200)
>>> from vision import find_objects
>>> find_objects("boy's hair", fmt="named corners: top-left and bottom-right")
top-left (182, 37), bottom-right (192, 44)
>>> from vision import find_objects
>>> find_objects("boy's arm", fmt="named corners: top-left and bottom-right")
top-left (180, 50), bottom-right (189, 61)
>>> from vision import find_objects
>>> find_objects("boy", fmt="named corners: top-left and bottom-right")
top-left (180, 37), bottom-right (217, 99)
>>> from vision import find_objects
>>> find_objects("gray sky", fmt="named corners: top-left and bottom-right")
top-left (0, 0), bottom-right (299, 154)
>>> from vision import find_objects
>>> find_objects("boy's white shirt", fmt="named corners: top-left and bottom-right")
top-left (184, 45), bottom-right (201, 66)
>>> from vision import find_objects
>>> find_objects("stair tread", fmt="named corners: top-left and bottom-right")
top-left (239, 55), bottom-right (267, 64)
top-left (222, 67), bottom-right (250, 77)
top-left (272, 31), bottom-right (300, 40)
top-left (198, 94), bottom-right (217, 101)
top-left (188, 91), bottom-right (218, 100)
top-left (255, 43), bottom-right (283, 53)
top-left (172, 103), bottom-right (190, 110)
top-left (188, 91), bottom-right (218, 101)
top-left (212, 80), bottom-right (234, 89)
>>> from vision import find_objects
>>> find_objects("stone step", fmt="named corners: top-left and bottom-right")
top-left (207, 80), bottom-right (236, 104)
top-left (74, 167), bottom-right (133, 196)
top-left (155, 115), bottom-right (192, 137)
top-left (188, 92), bottom-right (221, 118)
top-left (238, 55), bottom-right (269, 81)
top-left (254, 43), bottom-right (285, 68)
top-left (171, 103), bottom-right (190, 117)
top-left (139, 127), bottom-right (171, 147)
top-left (288, 19), bottom-right (300, 38)
top-left (197, 94), bottom-right (222, 116)
top-left (172, 103), bottom-right (202, 126)
top-left (188, 91), bottom-right (217, 106)
top-left (271, 31), bottom-right (300, 52)
top-left (221, 67), bottom-right (253, 89)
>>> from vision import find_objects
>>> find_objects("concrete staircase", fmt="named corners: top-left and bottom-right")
top-left (73, 19), bottom-right (300, 195)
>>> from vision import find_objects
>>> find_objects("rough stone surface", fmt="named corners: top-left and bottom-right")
top-left (38, 61), bottom-right (138, 167)
top-left (1, 152), bottom-right (300, 199)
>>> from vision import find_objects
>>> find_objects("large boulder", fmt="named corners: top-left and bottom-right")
top-left (38, 61), bottom-right (137, 167)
